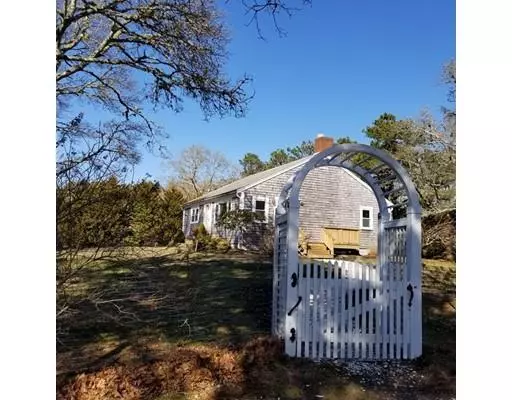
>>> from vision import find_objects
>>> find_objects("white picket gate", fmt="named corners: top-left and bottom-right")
top-left (291, 258), bottom-right (414, 360)
top-left (273, 143), bottom-right (423, 360)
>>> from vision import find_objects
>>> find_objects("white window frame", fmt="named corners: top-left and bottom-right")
top-left (229, 197), bottom-right (238, 211)
top-left (252, 195), bottom-right (269, 223)
top-left (360, 206), bottom-right (373, 230)
top-left (214, 202), bottom-right (228, 223)
top-left (190, 207), bottom-right (200, 224)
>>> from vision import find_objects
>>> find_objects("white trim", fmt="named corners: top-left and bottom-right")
top-left (252, 195), bottom-right (269, 223)
top-left (184, 190), bottom-right (237, 207)
top-left (360, 206), bottom-right (374, 230)
top-left (274, 195), bottom-right (280, 214)
top-left (239, 192), bottom-right (245, 210)
top-left (203, 203), bottom-right (213, 233)
top-left (190, 207), bottom-right (200, 224)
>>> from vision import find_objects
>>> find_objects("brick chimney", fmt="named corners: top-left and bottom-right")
top-left (314, 133), bottom-right (334, 153)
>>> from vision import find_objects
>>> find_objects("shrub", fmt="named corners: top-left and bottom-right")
top-left (170, 230), bottom-right (185, 245)
top-left (422, 209), bottom-right (456, 260)
top-left (215, 238), bottom-right (231, 253)
top-left (260, 226), bottom-right (275, 257)
top-left (192, 224), bottom-right (212, 252)
top-left (215, 209), bottom-right (258, 247)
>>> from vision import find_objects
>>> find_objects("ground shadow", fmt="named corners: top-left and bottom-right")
top-left (57, 252), bottom-right (273, 376)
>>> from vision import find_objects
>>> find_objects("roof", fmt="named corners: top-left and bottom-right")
top-left (184, 153), bottom-right (394, 207)
top-left (184, 156), bottom-right (313, 206)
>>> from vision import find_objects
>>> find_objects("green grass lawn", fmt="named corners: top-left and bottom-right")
top-left (57, 249), bottom-right (455, 400)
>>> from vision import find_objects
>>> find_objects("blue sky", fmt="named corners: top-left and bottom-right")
top-left (77, 0), bottom-right (455, 182)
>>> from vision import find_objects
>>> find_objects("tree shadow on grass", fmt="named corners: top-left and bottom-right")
top-left (57, 253), bottom-right (273, 376)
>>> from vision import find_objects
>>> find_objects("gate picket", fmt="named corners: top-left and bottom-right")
top-left (350, 262), bottom-right (354, 359)
top-left (369, 265), bottom-right (376, 359)
top-left (397, 280), bottom-right (403, 359)
top-left (356, 262), bottom-right (363, 359)
top-left (381, 261), bottom-right (388, 359)
top-left (390, 262), bottom-right (396, 359)
top-left (403, 272), bottom-right (410, 359)
top-left (304, 262), bottom-right (312, 358)
top-left (361, 265), bottom-right (370, 359)
top-left (296, 262), bottom-right (304, 358)
top-left (332, 261), bottom-right (341, 358)
top-left (319, 261), bottom-right (326, 358)
top-left (326, 261), bottom-right (333, 358)
top-left (342, 261), bottom-right (347, 358)
top-left (313, 262), bottom-right (320, 359)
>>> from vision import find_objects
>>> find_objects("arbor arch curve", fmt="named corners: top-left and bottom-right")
top-left (272, 143), bottom-right (422, 360)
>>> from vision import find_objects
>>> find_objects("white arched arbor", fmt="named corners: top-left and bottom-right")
top-left (272, 144), bottom-right (422, 360)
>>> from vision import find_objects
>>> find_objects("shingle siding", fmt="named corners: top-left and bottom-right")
top-left (243, 165), bottom-right (379, 253)
top-left (299, 166), bottom-right (378, 252)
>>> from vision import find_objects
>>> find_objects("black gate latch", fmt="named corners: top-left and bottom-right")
top-left (290, 328), bottom-right (296, 342)
top-left (287, 296), bottom-right (302, 316)
top-left (291, 272), bottom-right (298, 287)
top-left (407, 283), bottom-right (414, 307)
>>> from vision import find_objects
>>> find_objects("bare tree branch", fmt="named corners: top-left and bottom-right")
top-left (57, 0), bottom-right (252, 122)
top-left (167, 145), bottom-right (239, 200)
top-left (236, 0), bottom-right (311, 39)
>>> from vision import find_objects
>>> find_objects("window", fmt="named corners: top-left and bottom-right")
top-left (360, 206), bottom-right (373, 230)
top-left (252, 196), bottom-right (267, 222)
top-left (190, 207), bottom-right (200, 223)
top-left (230, 197), bottom-right (239, 211)
top-left (215, 202), bottom-right (228, 222)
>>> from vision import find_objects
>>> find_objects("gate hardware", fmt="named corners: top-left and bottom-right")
top-left (407, 283), bottom-right (414, 307)
top-left (291, 273), bottom-right (298, 287)
top-left (290, 328), bottom-right (296, 342)
top-left (287, 296), bottom-right (302, 316)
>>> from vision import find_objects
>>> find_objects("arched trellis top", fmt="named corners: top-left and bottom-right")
top-left (275, 143), bottom-right (421, 221)
top-left (272, 143), bottom-right (423, 360)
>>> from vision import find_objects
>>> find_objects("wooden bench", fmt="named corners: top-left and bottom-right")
top-left (321, 227), bottom-right (360, 255)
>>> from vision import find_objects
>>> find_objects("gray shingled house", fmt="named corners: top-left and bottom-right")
top-left (182, 135), bottom-right (386, 257)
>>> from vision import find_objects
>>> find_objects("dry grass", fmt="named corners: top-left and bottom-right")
top-left (57, 249), bottom-right (455, 400)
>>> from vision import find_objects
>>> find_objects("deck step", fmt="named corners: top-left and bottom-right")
top-left (306, 242), bottom-right (332, 258)
top-left (308, 242), bottom-right (328, 248)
